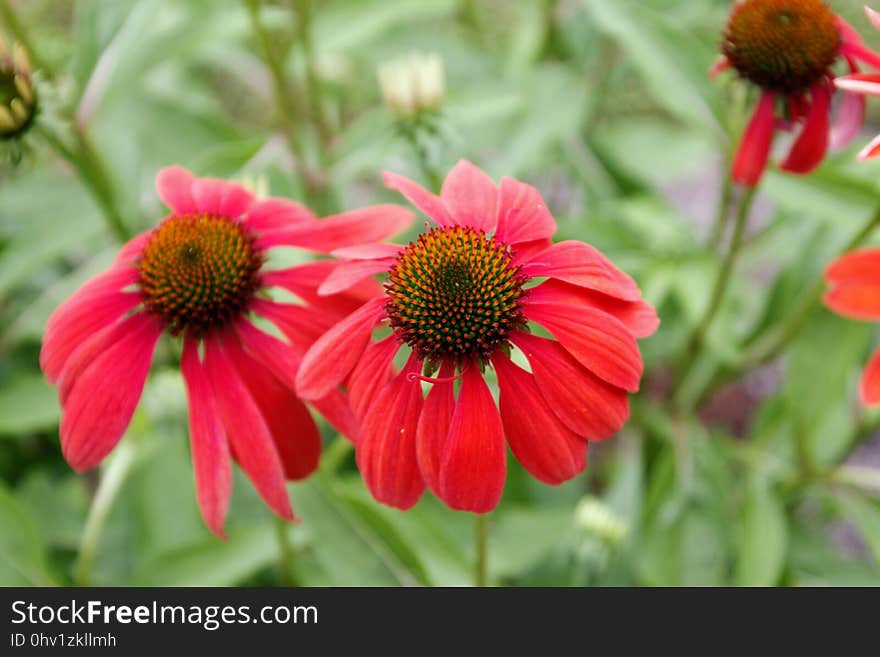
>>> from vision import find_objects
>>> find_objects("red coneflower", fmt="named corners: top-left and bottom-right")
top-left (713, 0), bottom-right (880, 186)
top-left (295, 161), bottom-right (658, 513)
top-left (824, 247), bottom-right (880, 406)
top-left (40, 166), bottom-right (413, 536)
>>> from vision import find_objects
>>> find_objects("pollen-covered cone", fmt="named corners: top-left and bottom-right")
top-left (40, 166), bottom-right (414, 536)
top-left (295, 160), bottom-right (659, 514)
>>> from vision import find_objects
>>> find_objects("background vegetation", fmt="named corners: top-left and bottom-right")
top-left (3, 0), bottom-right (880, 586)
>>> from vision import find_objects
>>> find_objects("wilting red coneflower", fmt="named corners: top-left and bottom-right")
top-left (40, 166), bottom-right (413, 536)
top-left (713, 0), bottom-right (880, 186)
top-left (833, 7), bottom-right (880, 159)
top-left (824, 248), bottom-right (880, 406)
top-left (295, 161), bottom-right (658, 513)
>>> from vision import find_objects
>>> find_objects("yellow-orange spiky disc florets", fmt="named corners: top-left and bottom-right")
top-left (138, 214), bottom-right (264, 336)
top-left (385, 226), bottom-right (527, 365)
top-left (722, 0), bottom-right (840, 93)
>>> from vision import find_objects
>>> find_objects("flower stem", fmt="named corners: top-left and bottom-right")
top-left (293, 0), bottom-right (333, 149)
top-left (674, 186), bottom-right (757, 397)
top-left (273, 517), bottom-right (300, 586)
top-left (320, 436), bottom-right (354, 475)
top-left (708, 170), bottom-right (734, 251)
top-left (474, 513), bottom-right (489, 587)
top-left (74, 439), bottom-right (138, 586)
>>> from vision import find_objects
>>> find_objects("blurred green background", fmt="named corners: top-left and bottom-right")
top-left (3, 0), bottom-right (880, 586)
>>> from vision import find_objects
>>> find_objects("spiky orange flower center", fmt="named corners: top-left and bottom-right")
top-left (385, 226), bottom-right (526, 364)
top-left (138, 214), bottom-right (263, 336)
top-left (722, 0), bottom-right (840, 93)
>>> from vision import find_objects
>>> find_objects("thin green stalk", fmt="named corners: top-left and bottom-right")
top-left (74, 439), bottom-right (138, 586)
top-left (293, 0), bottom-right (332, 149)
top-left (674, 187), bottom-right (757, 397)
top-left (319, 436), bottom-right (354, 475)
top-left (708, 171), bottom-right (733, 251)
top-left (474, 514), bottom-right (489, 587)
top-left (274, 517), bottom-right (300, 586)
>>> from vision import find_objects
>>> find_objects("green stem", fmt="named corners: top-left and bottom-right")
top-left (474, 514), bottom-right (489, 587)
top-left (319, 436), bottom-right (354, 475)
top-left (294, 0), bottom-right (332, 149)
top-left (674, 187), bottom-right (757, 397)
top-left (273, 517), bottom-right (299, 586)
top-left (708, 171), bottom-right (734, 251)
top-left (74, 439), bottom-right (138, 586)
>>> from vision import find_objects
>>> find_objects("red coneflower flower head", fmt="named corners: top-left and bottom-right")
top-left (713, 0), bottom-right (880, 186)
top-left (40, 166), bottom-right (413, 536)
top-left (295, 161), bottom-right (659, 514)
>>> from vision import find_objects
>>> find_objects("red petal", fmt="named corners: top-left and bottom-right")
top-left (310, 389), bottom-right (359, 442)
top-left (59, 313), bottom-right (161, 471)
top-left (257, 205), bottom-right (413, 252)
top-left (356, 355), bottom-right (425, 509)
top-left (440, 160), bottom-right (498, 232)
top-left (492, 352), bottom-right (587, 485)
top-left (861, 348), bottom-right (880, 406)
top-left (731, 91), bottom-right (776, 187)
top-left (520, 240), bottom-right (641, 301)
top-left (823, 283), bottom-right (880, 320)
top-left (437, 367), bottom-right (506, 513)
top-left (251, 298), bottom-right (335, 355)
top-left (511, 332), bottom-right (630, 440)
top-left (780, 82), bottom-right (831, 174)
top-left (245, 198), bottom-right (316, 233)
top-left (525, 279), bottom-right (659, 338)
top-left (41, 267), bottom-right (141, 383)
top-left (222, 334), bottom-right (321, 481)
top-left (494, 177), bottom-right (556, 245)
top-left (524, 301), bottom-right (643, 392)
top-left (156, 165), bottom-right (197, 215)
top-left (262, 261), bottom-right (383, 315)
top-left (415, 363), bottom-right (455, 495)
top-left (234, 319), bottom-right (302, 391)
top-left (826, 248), bottom-right (880, 285)
top-left (347, 335), bottom-right (401, 421)
top-left (296, 297), bottom-right (386, 400)
top-left (181, 336), bottom-right (232, 538)
top-left (318, 258), bottom-right (394, 296)
top-left (383, 170), bottom-right (455, 226)
top-left (203, 334), bottom-right (294, 521)
top-left (191, 178), bottom-right (253, 218)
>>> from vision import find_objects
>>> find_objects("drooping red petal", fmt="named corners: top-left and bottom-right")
top-left (825, 248), bottom-right (880, 285)
top-left (860, 348), bottom-right (880, 407)
top-left (156, 165), bottom-right (197, 215)
top-left (356, 355), bottom-right (425, 510)
top-left (233, 319), bottom-right (302, 391)
top-left (296, 297), bottom-right (386, 400)
top-left (857, 133), bottom-right (880, 161)
top-left (245, 198), bottom-right (316, 233)
top-left (41, 267), bottom-right (141, 383)
top-left (525, 279), bottom-right (659, 339)
top-left (709, 55), bottom-right (731, 79)
top-left (59, 312), bottom-right (162, 471)
top-left (262, 261), bottom-right (383, 314)
top-left (181, 336), bottom-right (232, 538)
top-left (257, 205), bottom-right (413, 252)
top-left (511, 331), bottom-right (630, 440)
top-left (331, 243), bottom-right (403, 260)
top-left (520, 240), bottom-right (641, 301)
top-left (831, 82), bottom-right (866, 150)
top-left (492, 352), bottom-right (587, 485)
top-left (494, 177), bottom-right (557, 245)
top-left (114, 231), bottom-right (151, 267)
top-left (318, 258), bottom-right (395, 296)
top-left (436, 366), bottom-right (506, 514)
top-left (191, 178), bottom-right (254, 219)
top-left (841, 39), bottom-right (880, 71)
top-left (222, 333), bottom-right (321, 481)
top-left (439, 160), bottom-right (498, 232)
top-left (780, 82), bottom-right (831, 174)
top-left (346, 335), bottom-right (401, 421)
top-left (415, 363), bottom-right (455, 495)
top-left (310, 389), bottom-right (359, 442)
top-left (251, 298), bottom-right (335, 355)
top-left (731, 91), bottom-right (776, 187)
top-left (383, 170), bottom-right (455, 227)
top-left (524, 301), bottom-right (643, 392)
top-left (823, 283), bottom-right (880, 320)
top-left (834, 73), bottom-right (880, 96)
top-left (202, 334), bottom-right (294, 521)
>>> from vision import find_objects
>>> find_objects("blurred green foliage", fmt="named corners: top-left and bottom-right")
top-left (2, 0), bottom-right (880, 586)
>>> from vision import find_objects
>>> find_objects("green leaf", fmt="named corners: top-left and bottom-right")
top-left (0, 373), bottom-right (60, 436)
top-left (0, 483), bottom-right (58, 586)
top-left (834, 493), bottom-right (880, 565)
top-left (736, 478), bottom-right (787, 586)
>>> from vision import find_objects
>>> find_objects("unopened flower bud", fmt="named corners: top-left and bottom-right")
top-left (0, 37), bottom-right (37, 139)
top-left (378, 52), bottom-right (445, 118)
